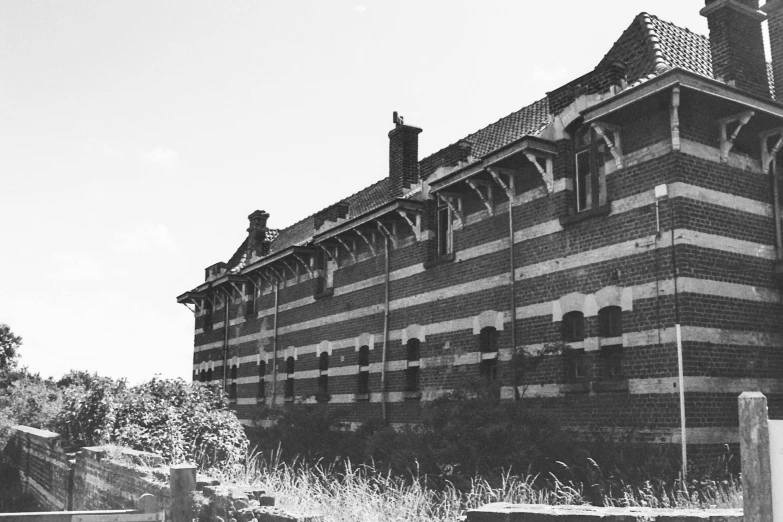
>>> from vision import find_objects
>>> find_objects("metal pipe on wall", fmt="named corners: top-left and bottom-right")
top-left (381, 233), bottom-right (390, 424)
top-left (271, 279), bottom-right (279, 407)
top-left (221, 289), bottom-right (231, 391)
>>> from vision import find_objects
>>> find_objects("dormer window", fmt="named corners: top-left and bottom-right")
top-left (436, 198), bottom-right (453, 256)
top-left (573, 125), bottom-right (619, 213)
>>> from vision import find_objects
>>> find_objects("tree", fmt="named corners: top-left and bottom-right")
top-left (0, 325), bottom-right (21, 371)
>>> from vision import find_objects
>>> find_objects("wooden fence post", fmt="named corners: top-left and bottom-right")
top-left (739, 391), bottom-right (773, 522)
top-left (169, 464), bottom-right (197, 522)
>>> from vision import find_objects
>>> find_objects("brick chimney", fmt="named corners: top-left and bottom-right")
top-left (388, 113), bottom-right (422, 196)
top-left (763, 0), bottom-right (783, 100)
top-left (701, 0), bottom-right (770, 97)
top-left (247, 210), bottom-right (270, 257)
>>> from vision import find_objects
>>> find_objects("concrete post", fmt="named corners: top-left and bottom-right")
top-left (169, 463), bottom-right (197, 522)
top-left (739, 391), bottom-right (773, 522)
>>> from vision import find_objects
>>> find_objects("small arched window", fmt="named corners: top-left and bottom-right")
top-left (257, 361), bottom-right (266, 398)
top-left (229, 365), bottom-right (238, 401)
top-left (206, 368), bottom-right (213, 382)
top-left (285, 357), bottom-right (295, 399)
top-left (357, 346), bottom-right (370, 395)
top-left (479, 327), bottom-right (498, 381)
top-left (199, 370), bottom-right (206, 382)
top-left (562, 311), bottom-right (585, 342)
top-left (406, 339), bottom-right (421, 392)
top-left (598, 306), bottom-right (622, 338)
top-left (318, 352), bottom-right (329, 398)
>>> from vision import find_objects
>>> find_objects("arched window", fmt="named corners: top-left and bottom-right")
top-left (318, 352), bottom-right (329, 398)
top-left (203, 301), bottom-right (213, 332)
top-left (199, 370), bottom-right (206, 382)
top-left (206, 368), bottom-right (213, 382)
top-left (357, 346), bottom-right (370, 395)
top-left (598, 306), bottom-right (622, 338)
top-left (285, 356), bottom-right (295, 399)
top-left (562, 311), bottom-right (585, 342)
top-left (244, 284), bottom-right (256, 318)
top-left (257, 361), bottom-right (266, 398)
top-left (406, 339), bottom-right (420, 392)
top-left (229, 365), bottom-right (238, 401)
top-left (479, 327), bottom-right (498, 380)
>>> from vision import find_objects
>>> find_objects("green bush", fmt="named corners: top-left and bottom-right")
top-left (54, 376), bottom-right (248, 468)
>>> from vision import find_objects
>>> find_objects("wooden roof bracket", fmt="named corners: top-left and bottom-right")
top-left (266, 265), bottom-right (286, 285)
top-left (353, 228), bottom-right (377, 256)
top-left (437, 191), bottom-right (464, 225)
top-left (281, 259), bottom-right (299, 282)
top-left (592, 122), bottom-right (623, 169)
top-left (466, 179), bottom-right (494, 215)
top-left (760, 127), bottom-right (783, 172)
top-left (671, 87), bottom-right (681, 151)
top-left (397, 209), bottom-right (422, 240)
top-left (293, 254), bottom-right (314, 277)
top-left (487, 167), bottom-right (516, 200)
top-left (315, 243), bottom-right (338, 268)
top-left (257, 270), bottom-right (276, 289)
top-left (180, 302), bottom-right (196, 314)
top-left (523, 152), bottom-right (554, 193)
top-left (335, 236), bottom-right (357, 264)
top-left (719, 110), bottom-right (754, 162)
top-left (375, 220), bottom-right (398, 248)
top-left (228, 282), bottom-right (243, 299)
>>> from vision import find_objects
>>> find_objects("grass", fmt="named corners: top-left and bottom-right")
top-left (203, 450), bottom-right (743, 522)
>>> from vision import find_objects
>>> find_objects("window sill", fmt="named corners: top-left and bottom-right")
top-left (404, 390), bottom-right (422, 400)
top-left (284, 396), bottom-right (294, 403)
top-left (562, 381), bottom-right (590, 394)
top-left (592, 378), bottom-right (628, 393)
top-left (559, 203), bottom-right (611, 227)
top-left (355, 393), bottom-right (370, 401)
top-left (424, 253), bottom-right (455, 269)
top-left (314, 288), bottom-right (334, 300)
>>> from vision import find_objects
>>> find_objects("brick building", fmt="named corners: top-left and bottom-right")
top-left (178, 0), bottom-right (783, 461)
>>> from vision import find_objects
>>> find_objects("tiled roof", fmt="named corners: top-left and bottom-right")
top-left (461, 97), bottom-right (551, 158)
top-left (222, 12), bottom-right (773, 274)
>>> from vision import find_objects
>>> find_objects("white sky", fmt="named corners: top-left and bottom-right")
top-left (0, 1), bottom-right (728, 383)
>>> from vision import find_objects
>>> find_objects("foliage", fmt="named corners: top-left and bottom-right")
top-left (0, 325), bottom-right (21, 372)
top-left (112, 377), bottom-right (248, 467)
top-left (53, 376), bottom-right (248, 468)
top-left (53, 374), bottom-right (126, 448)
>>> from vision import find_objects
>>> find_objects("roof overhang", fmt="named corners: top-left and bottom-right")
top-left (583, 67), bottom-right (783, 124)
top-left (429, 136), bottom-right (557, 193)
top-left (241, 245), bottom-right (317, 274)
top-left (313, 199), bottom-right (424, 242)
top-left (176, 291), bottom-right (206, 305)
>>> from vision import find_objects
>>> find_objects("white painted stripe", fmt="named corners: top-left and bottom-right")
top-left (518, 376), bottom-right (783, 397)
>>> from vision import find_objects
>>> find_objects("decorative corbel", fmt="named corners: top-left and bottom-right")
top-left (719, 110), bottom-right (754, 162)
top-left (670, 87), bottom-right (681, 151)
top-left (335, 236), bottom-right (357, 263)
top-left (397, 209), bottom-right (422, 240)
top-left (487, 167), bottom-right (515, 199)
top-left (353, 228), bottom-right (377, 256)
top-left (523, 153), bottom-right (554, 193)
top-left (437, 191), bottom-right (464, 225)
top-left (760, 127), bottom-right (783, 173)
top-left (466, 179), bottom-right (495, 215)
top-left (375, 220), bottom-right (398, 249)
top-left (592, 122), bottom-right (623, 169)
top-left (293, 254), bottom-right (314, 277)
top-left (228, 282), bottom-right (243, 299)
